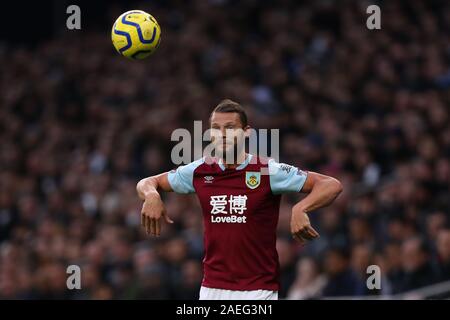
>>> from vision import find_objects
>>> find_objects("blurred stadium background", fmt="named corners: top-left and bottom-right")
top-left (0, 0), bottom-right (449, 299)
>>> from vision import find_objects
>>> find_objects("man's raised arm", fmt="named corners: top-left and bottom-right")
top-left (136, 172), bottom-right (174, 237)
top-left (291, 172), bottom-right (343, 244)
top-left (136, 172), bottom-right (173, 200)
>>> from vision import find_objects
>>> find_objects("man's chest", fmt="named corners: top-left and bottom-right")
top-left (193, 170), bottom-right (278, 221)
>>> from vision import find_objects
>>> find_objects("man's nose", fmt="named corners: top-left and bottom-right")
top-left (220, 128), bottom-right (228, 138)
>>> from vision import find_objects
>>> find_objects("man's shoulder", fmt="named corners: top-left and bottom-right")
top-left (170, 157), bottom-right (206, 173)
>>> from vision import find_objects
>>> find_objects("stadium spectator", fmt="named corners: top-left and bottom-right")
top-left (435, 229), bottom-right (450, 282)
top-left (321, 247), bottom-right (362, 297)
top-left (287, 257), bottom-right (325, 300)
top-left (398, 237), bottom-right (440, 292)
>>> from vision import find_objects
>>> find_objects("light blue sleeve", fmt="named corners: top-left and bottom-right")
top-left (268, 159), bottom-right (308, 194)
top-left (167, 158), bottom-right (205, 194)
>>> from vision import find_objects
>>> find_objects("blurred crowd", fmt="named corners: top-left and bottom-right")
top-left (0, 0), bottom-right (449, 299)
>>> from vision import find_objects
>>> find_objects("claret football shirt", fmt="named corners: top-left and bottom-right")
top-left (167, 154), bottom-right (308, 291)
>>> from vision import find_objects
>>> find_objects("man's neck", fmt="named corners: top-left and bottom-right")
top-left (222, 152), bottom-right (248, 169)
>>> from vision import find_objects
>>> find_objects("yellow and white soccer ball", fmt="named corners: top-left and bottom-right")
top-left (111, 10), bottom-right (161, 60)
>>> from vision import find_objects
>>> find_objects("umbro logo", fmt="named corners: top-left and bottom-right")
top-left (204, 176), bottom-right (214, 183)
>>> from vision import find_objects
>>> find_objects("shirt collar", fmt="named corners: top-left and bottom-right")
top-left (218, 154), bottom-right (253, 171)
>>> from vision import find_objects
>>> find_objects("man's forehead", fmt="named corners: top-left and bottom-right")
top-left (210, 112), bottom-right (240, 124)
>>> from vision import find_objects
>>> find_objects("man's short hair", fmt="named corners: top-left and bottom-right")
top-left (210, 99), bottom-right (248, 127)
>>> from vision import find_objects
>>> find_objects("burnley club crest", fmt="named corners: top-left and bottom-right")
top-left (245, 172), bottom-right (261, 189)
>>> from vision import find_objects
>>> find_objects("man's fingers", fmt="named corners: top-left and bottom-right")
top-left (292, 233), bottom-right (306, 245)
top-left (294, 225), bottom-right (319, 241)
top-left (146, 216), bottom-right (151, 235)
top-left (163, 210), bottom-right (174, 224)
top-left (145, 216), bottom-right (151, 234)
top-left (142, 210), bottom-right (170, 236)
top-left (142, 214), bottom-right (147, 233)
top-left (148, 217), bottom-right (154, 235)
top-left (151, 218), bottom-right (157, 236)
top-left (298, 229), bottom-right (314, 240)
top-left (294, 226), bottom-right (315, 240)
top-left (164, 214), bottom-right (174, 224)
top-left (305, 225), bottom-right (319, 238)
top-left (155, 219), bottom-right (161, 236)
top-left (149, 218), bottom-right (155, 236)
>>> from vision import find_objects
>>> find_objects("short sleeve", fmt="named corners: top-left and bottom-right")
top-left (167, 158), bottom-right (205, 194)
top-left (268, 159), bottom-right (308, 194)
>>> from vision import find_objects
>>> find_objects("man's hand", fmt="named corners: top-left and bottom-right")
top-left (291, 206), bottom-right (319, 245)
top-left (290, 171), bottom-right (342, 244)
top-left (140, 191), bottom-right (173, 236)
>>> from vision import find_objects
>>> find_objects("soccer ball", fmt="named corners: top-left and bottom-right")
top-left (111, 10), bottom-right (161, 60)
